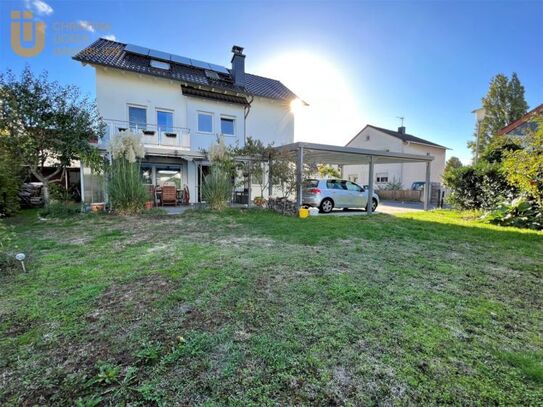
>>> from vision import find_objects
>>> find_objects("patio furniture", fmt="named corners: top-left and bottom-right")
top-left (161, 185), bottom-right (177, 206)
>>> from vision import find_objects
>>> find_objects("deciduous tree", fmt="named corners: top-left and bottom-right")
top-left (0, 67), bottom-right (104, 205)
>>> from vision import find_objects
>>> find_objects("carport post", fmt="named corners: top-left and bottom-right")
top-left (367, 156), bottom-right (375, 215)
top-left (296, 146), bottom-right (304, 208)
top-left (424, 161), bottom-right (431, 210)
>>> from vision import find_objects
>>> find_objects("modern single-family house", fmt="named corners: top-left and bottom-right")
top-left (73, 39), bottom-right (301, 205)
top-left (342, 125), bottom-right (447, 190)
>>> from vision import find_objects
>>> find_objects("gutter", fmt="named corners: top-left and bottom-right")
top-left (243, 95), bottom-right (254, 145)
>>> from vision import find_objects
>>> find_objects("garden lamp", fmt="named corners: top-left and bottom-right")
top-left (15, 253), bottom-right (26, 272)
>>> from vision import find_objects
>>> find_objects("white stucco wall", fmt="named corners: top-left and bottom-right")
top-left (343, 127), bottom-right (447, 189)
top-left (246, 97), bottom-right (294, 147)
top-left (94, 66), bottom-right (295, 204)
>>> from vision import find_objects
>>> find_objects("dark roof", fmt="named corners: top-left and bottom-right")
top-left (347, 125), bottom-right (448, 149)
top-left (498, 103), bottom-right (543, 135)
top-left (73, 38), bottom-right (300, 103)
top-left (181, 85), bottom-right (249, 106)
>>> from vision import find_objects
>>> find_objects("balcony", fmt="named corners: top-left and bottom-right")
top-left (96, 120), bottom-right (191, 152)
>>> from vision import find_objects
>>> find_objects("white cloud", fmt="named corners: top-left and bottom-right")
top-left (78, 20), bottom-right (95, 32)
top-left (25, 0), bottom-right (54, 16)
top-left (102, 34), bottom-right (117, 41)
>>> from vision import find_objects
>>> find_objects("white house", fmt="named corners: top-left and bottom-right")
top-left (342, 125), bottom-right (447, 190)
top-left (73, 39), bottom-right (301, 204)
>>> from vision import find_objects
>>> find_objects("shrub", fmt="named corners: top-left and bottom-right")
top-left (107, 131), bottom-right (147, 215)
top-left (443, 162), bottom-right (515, 210)
top-left (502, 117), bottom-right (543, 206)
top-left (202, 166), bottom-right (231, 211)
top-left (481, 197), bottom-right (542, 230)
top-left (0, 221), bottom-right (18, 274)
top-left (0, 149), bottom-right (21, 217)
top-left (108, 158), bottom-right (147, 215)
top-left (39, 201), bottom-right (81, 218)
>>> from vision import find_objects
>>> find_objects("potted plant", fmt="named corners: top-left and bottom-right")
top-left (253, 196), bottom-right (266, 207)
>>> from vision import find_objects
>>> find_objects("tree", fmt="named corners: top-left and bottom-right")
top-left (317, 164), bottom-right (341, 179)
top-left (0, 67), bottom-right (104, 205)
top-left (468, 73), bottom-right (528, 155)
top-left (444, 157), bottom-right (463, 174)
top-left (502, 117), bottom-right (543, 205)
top-left (235, 137), bottom-right (274, 198)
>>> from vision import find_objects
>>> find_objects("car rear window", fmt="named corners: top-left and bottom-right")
top-left (303, 180), bottom-right (319, 188)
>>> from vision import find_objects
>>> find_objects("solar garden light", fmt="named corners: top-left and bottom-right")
top-left (15, 253), bottom-right (27, 273)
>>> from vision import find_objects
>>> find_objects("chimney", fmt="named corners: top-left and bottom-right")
top-left (398, 126), bottom-right (406, 134)
top-left (231, 45), bottom-right (245, 87)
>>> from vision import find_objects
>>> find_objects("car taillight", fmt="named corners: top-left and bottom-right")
top-left (309, 188), bottom-right (321, 194)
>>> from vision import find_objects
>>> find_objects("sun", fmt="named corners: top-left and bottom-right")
top-left (253, 50), bottom-right (362, 145)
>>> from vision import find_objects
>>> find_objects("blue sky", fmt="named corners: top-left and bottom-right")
top-left (1, 0), bottom-right (542, 163)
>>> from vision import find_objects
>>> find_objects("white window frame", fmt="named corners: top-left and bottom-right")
top-left (197, 111), bottom-right (214, 134)
top-left (220, 115), bottom-right (236, 137)
top-left (376, 172), bottom-right (389, 183)
top-left (127, 104), bottom-right (147, 131)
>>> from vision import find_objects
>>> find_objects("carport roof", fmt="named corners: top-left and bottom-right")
top-left (275, 142), bottom-right (434, 165)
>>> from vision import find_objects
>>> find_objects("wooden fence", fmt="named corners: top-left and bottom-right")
top-left (376, 190), bottom-right (422, 201)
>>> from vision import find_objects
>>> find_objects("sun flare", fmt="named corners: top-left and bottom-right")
top-left (253, 50), bottom-right (363, 145)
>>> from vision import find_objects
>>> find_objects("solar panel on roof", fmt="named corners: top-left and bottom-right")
top-left (190, 59), bottom-right (211, 70)
top-left (124, 44), bottom-right (150, 56)
top-left (170, 54), bottom-right (192, 66)
top-left (208, 63), bottom-right (229, 74)
top-left (148, 48), bottom-right (171, 61)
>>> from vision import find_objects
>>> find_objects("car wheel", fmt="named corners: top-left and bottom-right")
top-left (366, 198), bottom-right (378, 212)
top-left (320, 198), bottom-right (334, 213)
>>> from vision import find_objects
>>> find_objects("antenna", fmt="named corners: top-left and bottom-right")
top-left (396, 116), bottom-right (405, 127)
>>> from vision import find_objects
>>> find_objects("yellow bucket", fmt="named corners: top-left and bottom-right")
top-left (298, 207), bottom-right (309, 219)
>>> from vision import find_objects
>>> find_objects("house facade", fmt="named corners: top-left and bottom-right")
top-left (342, 125), bottom-right (447, 190)
top-left (73, 39), bottom-right (300, 204)
top-left (498, 103), bottom-right (542, 137)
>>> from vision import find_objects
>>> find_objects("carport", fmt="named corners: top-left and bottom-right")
top-left (274, 142), bottom-right (435, 214)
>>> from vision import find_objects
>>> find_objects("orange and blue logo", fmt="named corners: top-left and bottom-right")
top-left (11, 10), bottom-right (45, 57)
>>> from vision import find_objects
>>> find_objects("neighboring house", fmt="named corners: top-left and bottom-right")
top-left (498, 103), bottom-right (543, 137)
top-left (342, 125), bottom-right (447, 190)
top-left (73, 39), bottom-right (301, 204)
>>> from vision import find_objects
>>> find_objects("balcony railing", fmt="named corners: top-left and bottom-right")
top-left (97, 119), bottom-right (191, 150)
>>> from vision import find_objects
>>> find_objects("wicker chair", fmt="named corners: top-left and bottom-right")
top-left (161, 185), bottom-right (177, 206)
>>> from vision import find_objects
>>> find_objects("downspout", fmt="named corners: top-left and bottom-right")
top-left (243, 95), bottom-right (254, 146)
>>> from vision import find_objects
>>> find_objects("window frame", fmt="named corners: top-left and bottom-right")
top-left (376, 173), bottom-right (389, 183)
top-left (220, 116), bottom-right (235, 136)
top-left (156, 109), bottom-right (174, 133)
top-left (197, 111), bottom-right (214, 134)
top-left (128, 104), bottom-right (147, 131)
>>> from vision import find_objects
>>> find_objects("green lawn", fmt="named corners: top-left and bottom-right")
top-left (1, 209), bottom-right (542, 406)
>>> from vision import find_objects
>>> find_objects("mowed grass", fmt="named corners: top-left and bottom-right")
top-left (0, 209), bottom-right (542, 406)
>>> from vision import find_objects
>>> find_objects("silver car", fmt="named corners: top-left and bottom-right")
top-left (302, 179), bottom-right (380, 213)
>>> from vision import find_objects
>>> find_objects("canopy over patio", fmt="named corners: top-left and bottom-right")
top-left (274, 142), bottom-right (435, 214)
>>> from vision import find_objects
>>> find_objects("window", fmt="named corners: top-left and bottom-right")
top-left (346, 181), bottom-right (362, 192)
top-left (198, 112), bottom-right (213, 133)
top-left (376, 173), bottom-right (389, 183)
top-left (220, 117), bottom-right (235, 135)
top-left (157, 110), bottom-right (173, 133)
top-left (326, 180), bottom-right (347, 190)
top-left (150, 60), bottom-right (170, 70)
top-left (129, 106), bottom-right (147, 130)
